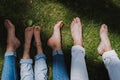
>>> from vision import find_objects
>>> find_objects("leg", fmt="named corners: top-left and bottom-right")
top-left (98, 24), bottom-right (120, 80)
top-left (70, 17), bottom-right (89, 80)
top-left (20, 27), bottom-right (34, 80)
top-left (34, 26), bottom-right (47, 80)
top-left (48, 21), bottom-right (69, 80)
top-left (2, 19), bottom-right (20, 80)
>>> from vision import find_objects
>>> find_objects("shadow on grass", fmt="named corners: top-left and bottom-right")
top-left (58, 0), bottom-right (120, 33)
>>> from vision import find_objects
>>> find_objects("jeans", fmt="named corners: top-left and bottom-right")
top-left (71, 45), bottom-right (120, 80)
top-left (71, 45), bottom-right (89, 80)
top-left (1, 51), bottom-right (18, 80)
top-left (102, 50), bottom-right (120, 80)
top-left (20, 53), bottom-right (47, 80)
top-left (52, 50), bottom-right (69, 80)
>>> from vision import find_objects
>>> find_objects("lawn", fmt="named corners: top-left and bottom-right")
top-left (0, 0), bottom-right (120, 80)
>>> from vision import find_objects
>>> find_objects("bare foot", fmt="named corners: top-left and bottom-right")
top-left (23, 27), bottom-right (33, 59)
top-left (24, 27), bottom-right (33, 48)
top-left (34, 26), bottom-right (43, 53)
top-left (5, 19), bottom-right (20, 51)
top-left (47, 21), bottom-right (63, 50)
top-left (71, 17), bottom-right (83, 46)
top-left (97, 24), bottom-right (112, 55)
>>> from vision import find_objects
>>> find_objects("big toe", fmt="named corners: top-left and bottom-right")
top-left (54, 21), bottom-right (63, 29)
top-left (100, 24), bottom-right (108, 33)
top-left (34, 26), bottom-right (40, 32)
top-left (25, 27), bottom-right (33, 31)
top-left (76, 17), bottom-right (81, 23)
top-left (4, 19), bottom-right (15, 29)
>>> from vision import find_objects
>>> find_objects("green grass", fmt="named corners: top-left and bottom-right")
top-left (0, 0), bottom-right (120, 80)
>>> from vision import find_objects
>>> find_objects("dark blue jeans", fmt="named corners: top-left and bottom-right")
top-left (1, 51), bottom-right (18, 80)
top-left (53, 50), bottom-right (69, 80)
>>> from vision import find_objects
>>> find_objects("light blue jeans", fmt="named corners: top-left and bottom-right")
top-left (20, 53), bottom-right (47, 80)
top-left (52, 50), bottom-right (69, 80)
top-left (102, 50), bottom-right (120, 80)
top-left (71, 45), bottom-right (120, 80)
top-left (71, 45), bottom-right (89, 80)
top-left (1, 51), bottom-right (18, 80)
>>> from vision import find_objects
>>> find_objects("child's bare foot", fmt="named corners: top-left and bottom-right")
top-left (47, 21), bottom-right (63, 50)
top-left (34, 26), bottom-right (43, 53)
top-left (5, 19), bottom-right (20, 51)
top-left (97, 24), bottom-right (112, 55)
top-left (24, 27), bottom-right (33, 48)
top-left (23, 27), bottom-right (33, 59)
top-left (71, 17), bottom-right (83, 46)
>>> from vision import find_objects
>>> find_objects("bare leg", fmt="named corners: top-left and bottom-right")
top-left (34, 26), bottom-right (47, 80)
top-left (97, 24), bottom-right (112, 55)
top-left (48, 21), bottom-right (69, 80)
top-left (20, 27), bottom-right (34, 80)
top-left (47, 21), bottom-right (63, 50)
top-left (97, 24), bottom-right (120, 80)
top-left (71, 17), bottom-right (83, 46)
top-left (70, 17), bottom-right (89, 80)
top-left (5, 19), bottom-right (20, 52)
top-left (34, 26), bottom-right (43, 54)
top-left (23, 27), bottom-right (33, 59)
top-left (2, 19), bottom-right (20, 80)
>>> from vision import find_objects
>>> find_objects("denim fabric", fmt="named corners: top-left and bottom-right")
top-left (102, 50), bottom-right (120, 80)
top-left (34, 54), bottom-right (47, 80)
top-left (71, 45), bottom-right (89, 80)
top-left (1, 51), bottom-right (18, 80)
top-left (20, 53), bottom-right (47, 80)
top-left (53, 50), bottom-right (69, 80)
top-left (20, 59), bottom-right (34, 80)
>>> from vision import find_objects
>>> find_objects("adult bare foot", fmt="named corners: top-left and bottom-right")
top-left (97, 24), bottom-right (112, 55)
top-left (71, 17), bottom-right (83, 46)
top-left (47, 21), bottom-right (63, 50)
top-left (23, 27), bottom-right (33, 59)
top-left (5, 19), bottom-right (20, 51)
top-left (34, 26), bottom-right (43, 53)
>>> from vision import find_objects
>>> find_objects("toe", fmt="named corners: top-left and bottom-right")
top-left (74, 18), bottom-right (77, 23)
top-left (101, 24), bottom-right (108, 30)
top-left (76, 17), bottom-right (80, 23)
top-left (34, 26), bottom-right (40, 31)
top-left (4, 19), bottom-right (15, 28)
top-left (56, 21), bottom-right (63, 26)
top-left (54, 21), bottom-right (63, 29)
top-left (100, 24), bottom-right (108, 35)
top-left (71, 20), bottom-right (74, 28)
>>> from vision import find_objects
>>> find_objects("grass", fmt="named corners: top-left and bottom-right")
top-left (0, 0), bottom-right (120, 80)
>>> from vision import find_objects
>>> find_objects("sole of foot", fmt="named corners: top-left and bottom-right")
top-left (71, 17), bottom-right (83, 46)
top-left (47, 21), bottom-right (63, 50)
top-left (5, 19), bottom-right (20, 51)
top-left (97, 24), bottom-right (112, 55)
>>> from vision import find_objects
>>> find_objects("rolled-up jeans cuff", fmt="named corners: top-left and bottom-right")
top-left (52, 50), bottom-right (63, 56)
top-left (35, 53), bottom-right (46, 60)
top-left (5, 51), bottom-right (16, 57)
top-left (20, 59), bottom-right (33, 64)
top-left (72, 45), bottom-right (85, 55)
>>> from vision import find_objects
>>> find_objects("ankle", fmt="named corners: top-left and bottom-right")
top-left (23, 53), bottom-right (30, 59)
top-left (74, 40), bottom-right (83, 46)
top-left (6, 45), bottom-right (16, 52)
top-left (52, 46), bottom-right (62, 51)
top-left (24, 43), bottom-right (30, 49)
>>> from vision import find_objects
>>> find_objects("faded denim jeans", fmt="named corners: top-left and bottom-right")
top-left (71, 45), bottom-right (120, 80)
top-left (20, 53), bottom-right (47, 80)
top-left (102, 50), bottom-right (120, 80)
top-left (52, 50), bottom-right (69, 80)
top-left (1, 51), bottom-right (18, 80)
